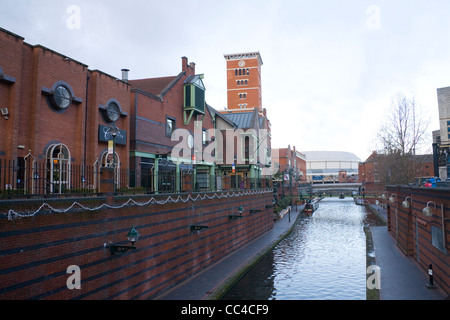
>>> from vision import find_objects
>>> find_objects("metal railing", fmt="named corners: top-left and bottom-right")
top-left (0, 158), bottom-right (272, 197)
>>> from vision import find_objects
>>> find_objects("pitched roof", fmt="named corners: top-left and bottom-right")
top-left (130, 72), bottom-right (184, 98)
top-left (206, 104), bottom-right (236, 128)
top-left (221, 112), bottom-right (254, 129)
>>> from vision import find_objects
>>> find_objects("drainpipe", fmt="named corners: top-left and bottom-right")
top-left (441, 204), bottom-right (449, 250)
top-left (84, 72), bottom-right (90, 171)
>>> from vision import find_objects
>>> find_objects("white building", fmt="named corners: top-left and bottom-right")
top-left (302, 151), bottom-right (360, 183)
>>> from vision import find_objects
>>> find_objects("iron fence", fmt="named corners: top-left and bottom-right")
top-left (0, 158), bottom-right (273, 197)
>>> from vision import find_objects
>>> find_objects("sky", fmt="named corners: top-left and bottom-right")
top-left (1, 0), bottom-right (449, 161)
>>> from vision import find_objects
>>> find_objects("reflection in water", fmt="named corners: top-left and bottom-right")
top-left (223, 198), bottom-right (376, 300)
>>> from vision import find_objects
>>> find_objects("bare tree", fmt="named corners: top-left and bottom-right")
top-left (375, 92), bottom-right (431, 185)
top-left (377, 92), bottom-right (429, 155)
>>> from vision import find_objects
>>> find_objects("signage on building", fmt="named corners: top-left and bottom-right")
top-left (98, 125), bottom-right (127, 145)
top-left (223, 165), bottom-right (250, 173)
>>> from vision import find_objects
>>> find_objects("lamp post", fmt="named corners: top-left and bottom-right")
top-left (110, 225), bottom-right (140, 255)
top-left (112, 131), bottom-right (117, 194)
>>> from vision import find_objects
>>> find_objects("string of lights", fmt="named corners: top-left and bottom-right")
top-left (4, 189), bottom-right (272, 221)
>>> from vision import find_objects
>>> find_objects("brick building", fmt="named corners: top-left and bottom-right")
top-left (433, 86), bottom-right (450, 180)
top-left (219, 52), bottom-right (272, 186)
top-left (272, 145), bottom-right (306, 198)
top-left (128, 57), bottom-right (226, 192)
top-left (359, 151), bottom-right (435, 194)
top-left (0, 28), bottom-right (130, 193)
top-left (224, 52), bottom-right (263, 113)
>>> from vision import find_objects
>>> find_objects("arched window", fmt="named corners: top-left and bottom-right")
top-left (46, 144), bottom-right (71, 194)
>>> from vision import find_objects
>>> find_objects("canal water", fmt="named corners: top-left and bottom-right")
top-left (223, 197), bottom-right (381, 300)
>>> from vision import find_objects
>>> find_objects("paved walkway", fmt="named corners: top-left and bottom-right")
top-left (156, 206), bottom-right (303, 300)
top-left (371, 226), bottom-right (446, 300)
top-left (367, 203), bottom-right (446, 300)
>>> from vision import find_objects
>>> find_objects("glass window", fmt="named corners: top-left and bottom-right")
top-left (53, 85), bottom-right (72, 110)
top-left (431, 226), bottom-right (447, 253)
top-left (105, 101), bottom-right (121, 123)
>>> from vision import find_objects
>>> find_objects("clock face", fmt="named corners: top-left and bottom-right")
top-left (53, 85), bottom-right (71, 110)
top-left (106, 102), bottom-right (120, 122)
top-left (238, 60), bottom-right (245, 67)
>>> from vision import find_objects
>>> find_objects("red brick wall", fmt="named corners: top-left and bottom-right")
top-left (0, 28), bottom-right (130, 170)
top-left (0, 190), bottom-right (273, 299)
top-left (386, 185), bottom-right (450, 296)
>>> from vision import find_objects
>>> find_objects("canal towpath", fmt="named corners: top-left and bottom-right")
top-left (368, 204), bottom-right (446, 300)
top-left (156, 205), bottom-right (303, 300)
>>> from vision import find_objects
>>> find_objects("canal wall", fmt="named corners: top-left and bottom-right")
top-left (0, 189), bottom-right (274, 299)
top-left (386, 185), bottom-right (450, 296)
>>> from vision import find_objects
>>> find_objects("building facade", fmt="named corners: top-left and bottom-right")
top-left (303, 151), bottom-right (360, 183)
top-left (434, 86), bottom-right (450, 180)
top-left (0, 28), bottom-right (130, 194)
top-left (224, 52), bottom-right (263, 113)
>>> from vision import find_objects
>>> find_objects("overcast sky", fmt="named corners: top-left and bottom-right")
top-left (1, 0), bottom-right (449, 160)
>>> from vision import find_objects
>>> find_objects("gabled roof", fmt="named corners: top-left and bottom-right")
top-left (184, 74), bottom-right (205, 89)
top-left (129, 72), bottom-right (184, 99)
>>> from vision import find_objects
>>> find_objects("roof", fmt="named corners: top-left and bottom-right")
top-left (303, 151), bottom-right (361, 162)
top-left (184, 74), bottom-right (205, 88)
top-left (206, 104), bottom-right (236, 128)
top-left (221, 112), bottom-right (254, 129)
top-left (129, 75), bottom-right (180, 96)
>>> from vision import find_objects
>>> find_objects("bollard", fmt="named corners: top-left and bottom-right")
top-left (426, 264), bottom-right (436, 288)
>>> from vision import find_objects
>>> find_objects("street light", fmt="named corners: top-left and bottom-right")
top-left (402, 196), bottom-right (413, 208)
top-left (111, 131), bottom-right (117, 193)
top-left (110, 225), bottom-right (140, 255)
top-left (389, 193), bottom-right (397, 203)
top-left (422, 201), bottom-right (436, 217)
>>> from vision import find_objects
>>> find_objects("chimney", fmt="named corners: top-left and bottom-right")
top-left (121, 69), bottom-right (129, 82)
top-left (182, 56), bottom-right (195, 75)
top-left (182, 57), bottom-right (188, 72)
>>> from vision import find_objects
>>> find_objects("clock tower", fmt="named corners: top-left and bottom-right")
top-left (223, 52), bottom-right (263, 114)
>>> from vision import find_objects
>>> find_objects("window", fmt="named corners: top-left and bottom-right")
top-left (105, 102), bottom-right (121, 123)
top-left (53, 85), bottom-right (72, 110)
top-left (431, 226), bottom-right (447, 253)
top-left (166, 117), bottom-right (175, 137)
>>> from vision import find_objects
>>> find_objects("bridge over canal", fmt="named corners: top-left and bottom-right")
top-left (305, 183), bottom-right (363, 197)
